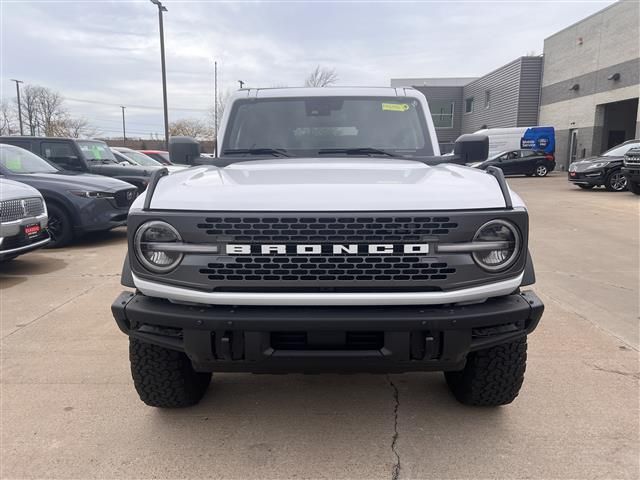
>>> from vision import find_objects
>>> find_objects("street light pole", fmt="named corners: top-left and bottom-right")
top-left (10, 79), bottom-right (24, 135)
top-left (150, 0), bottom-right (169, 150)
top-left (120, 106), bottom-right (127, 145)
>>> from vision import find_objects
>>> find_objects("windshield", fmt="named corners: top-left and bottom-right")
top-left (487, 151), bottom-right (509, 161)
top-left (601, 142), bottom-right (640, 157)
top-left (0, 144), bottom-right (59, 174)
top-left (222, 96), bottom-right (433, 157)
top-left (118, 150), bottom-right (161, 167)
top-left (77, 141), bottom-right (117, 162)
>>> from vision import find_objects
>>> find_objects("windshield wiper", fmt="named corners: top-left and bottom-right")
top-left (223, 148), bottom-right (290, 158)
top-left (317, 148), bottom-right (402, 158)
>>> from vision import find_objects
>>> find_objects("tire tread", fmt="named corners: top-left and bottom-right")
top-left (445, 338), bottom-right (527, 406)
top-left (130, 339), bottom-right (211, 408)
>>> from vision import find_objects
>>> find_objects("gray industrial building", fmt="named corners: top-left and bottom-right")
top-left (539, 0), bottom-right (640, 168)
top-left (391, 57), bottom-right (544, 153)
top-left (392, 1), bottom-right (639, 167)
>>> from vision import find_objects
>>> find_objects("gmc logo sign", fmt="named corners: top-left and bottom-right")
top-left (225, 244), bottom-right (429, 255)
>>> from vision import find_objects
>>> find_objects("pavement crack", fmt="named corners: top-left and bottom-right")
top-left (386, 374), bottom-right (401, 480)
top-left (591, 364), bottom-right (640, 380)
top-left (1, 282), bottom-right (103, 340)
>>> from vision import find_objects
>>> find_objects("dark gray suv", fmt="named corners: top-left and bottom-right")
top-left (0, 144), bottom-right (138, 247)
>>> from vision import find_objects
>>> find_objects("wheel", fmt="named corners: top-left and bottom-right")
top-left (534, 164), bottom-right (548, 177)
top-left (628, 180), bottom-right (640, 195)
top-left (604, 170), bottom-right (627, 192)
top-left (577, 184), bottom-right (595, 190)
top-left (129, 338), bottom-right (211, 408)
top-left (445, 337), bottom-right (527, 406)
top-left (46, 203), bottom-right (73, 248)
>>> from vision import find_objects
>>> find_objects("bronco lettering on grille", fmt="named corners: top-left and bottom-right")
top-left (225, 244), bottom-right (429, 255)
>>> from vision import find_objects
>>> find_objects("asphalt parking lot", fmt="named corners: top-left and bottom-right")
top-left (1, 174), bottom-right (638, 479)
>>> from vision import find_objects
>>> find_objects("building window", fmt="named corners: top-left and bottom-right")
top-left (465, 97), bottom-right (474, 114)
top-left (485, 90), bottom-right (491, 109)
top-left (430, 101), bottom-right (454, 128)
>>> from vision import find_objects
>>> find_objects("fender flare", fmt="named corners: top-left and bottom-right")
top-left (521, 249), bottom-right (536, 286)
top-left (121, 253), bottom-right (135, 288)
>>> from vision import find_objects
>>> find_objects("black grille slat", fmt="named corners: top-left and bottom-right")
top-left (199, 256), bottom-right (455, 282)
top-left (196, 214), bottom-right (459, 284)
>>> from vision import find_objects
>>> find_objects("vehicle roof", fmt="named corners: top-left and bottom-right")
top-left (139, 149), bottom-right (168, 153)
top-left (0, 136), bottom-right (104, 142)
top-left (231, 86), bottom-right (423, 100)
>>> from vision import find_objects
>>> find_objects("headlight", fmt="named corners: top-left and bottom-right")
top-left (585, 161), bottom-right (609, 170)
top-left (69, 190), bottom-right (115, 199)
top-left (134, 221), bottom-right (183, 273)
top-left (472, 220), bottom-right (521, 272)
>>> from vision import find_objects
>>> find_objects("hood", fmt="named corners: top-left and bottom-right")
top-left (135, 158), bottom-right (524, 212)
top-left (11, 172), bottom-right (135, 191)
top-left (0, 178), bottom-right (43, 201)
top-left (89, 163), bottom-right (155, 177)
top-left (572, 155), bottom-right (623, 165)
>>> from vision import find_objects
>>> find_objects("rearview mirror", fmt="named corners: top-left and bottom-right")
top-left (169, 136), bottom-right (201, 165)
top-left (453, 134), bottom-right (489, 163)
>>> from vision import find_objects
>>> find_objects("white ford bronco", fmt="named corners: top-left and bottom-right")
top-left (112, 87), bottom-right (543, 408)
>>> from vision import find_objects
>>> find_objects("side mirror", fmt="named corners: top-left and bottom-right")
top-left (454, 134), bottom-right (489, 163)
top-left (169, 136), bottom-right (200, 165)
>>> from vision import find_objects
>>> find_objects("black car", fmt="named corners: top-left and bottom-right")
top-left (0, 136), bottom-right (155, 192)
top-left (470, 149), bottom-right (556, 177)
top-left (568, 140), bottom-right (640, 191)
top-left (622, 147), bottom-right (640, 195)
top-left (0, 144), bottom-right (138, 247)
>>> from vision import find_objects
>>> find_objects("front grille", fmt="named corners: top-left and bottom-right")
top-left (200, 256), bottom-right (455, 282)
top-left (197, 215), bottom-right (458, 243)
top-left (0, 197), bottom-right (45, 223)
top-left (196, 215), bottom-right (459, 284)
top-left (114, 189), bottom-right (138, 208)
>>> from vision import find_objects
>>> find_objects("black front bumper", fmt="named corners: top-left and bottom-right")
top-left (568, 170), bottom-right (604, 186)
top-left (112, 290), bottom-right (544, 373)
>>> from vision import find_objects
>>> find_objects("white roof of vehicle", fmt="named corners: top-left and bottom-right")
top-left (231, 86), bottom-right (423, 99)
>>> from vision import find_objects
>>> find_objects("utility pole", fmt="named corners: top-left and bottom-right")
top-left (150, 0), bottom-right (169, 150)
top-left (214, 61), bottom-right (218, 134)
top-left (120, 106), bottom-right (127, 145)
top-left (10, 79), bottom-right (24, 135)
top-left (238, 80), bottom-right (245, 89)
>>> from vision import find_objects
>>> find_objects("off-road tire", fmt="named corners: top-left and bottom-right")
top-left (130, 338), bottom-right (211, 408)
top-left (628, 180), bottom-right (640, 195)
top-left (577, 184), bottom-right (595, 190)
top-left (445, 337), bottom-right (527, 406)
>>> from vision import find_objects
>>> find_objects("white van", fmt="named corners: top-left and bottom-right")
top-left (475, 126), bottom-right (555, 158)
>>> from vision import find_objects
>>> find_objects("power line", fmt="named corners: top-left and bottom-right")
top-left (65, 96), bottom-right (210, 112)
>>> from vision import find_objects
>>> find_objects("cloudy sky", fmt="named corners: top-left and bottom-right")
top-left (1, 0), bottom-right (614, 138)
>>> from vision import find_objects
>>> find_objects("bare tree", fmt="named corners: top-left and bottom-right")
top-left (304, 66), bottom-right (338, 87)
top-left (169, 118), bottom-right (212, 139)
top-left (35, 87), bottom-right (66, 136)
top-left (0, 99), bottom-right (17, 135)
top-left (20, 85), bottom-right (41, 135)
top-left (52, 116), bottom-right (100, 138)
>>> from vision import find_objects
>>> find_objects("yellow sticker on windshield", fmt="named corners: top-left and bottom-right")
top-left (382, 103), bottom-right (410, 112)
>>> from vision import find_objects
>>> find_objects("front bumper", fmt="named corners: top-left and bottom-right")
top-left (0, 214), bottom-right (50, 260)
top-left (112, 290), bottom-right (544, 373)
top-left (75, 197), bottom-right (129, 234)
top-left (622, 166), bottom-right (640, 183)
top-left (568, 170), bottom-right (604, 186)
